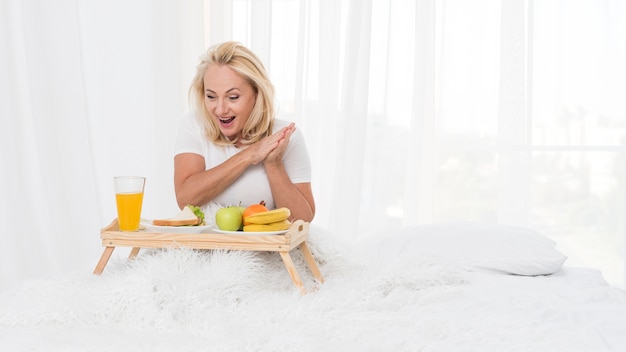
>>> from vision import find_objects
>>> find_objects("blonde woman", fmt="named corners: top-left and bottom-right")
top-left (174, 41), bottom-right (315, 223)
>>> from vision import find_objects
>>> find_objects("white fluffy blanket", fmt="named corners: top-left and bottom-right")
top-left (1, 226), bottom-right (625, 352)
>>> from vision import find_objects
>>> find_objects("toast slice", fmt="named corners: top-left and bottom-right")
top-left (152, 206), bottom-right (202, 226)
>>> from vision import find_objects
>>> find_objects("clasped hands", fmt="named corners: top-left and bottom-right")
top-left (245, 122), bottom-right (296, 166)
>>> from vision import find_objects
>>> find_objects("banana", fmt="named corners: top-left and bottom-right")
top-left (243, 220), bottom-right (291, 232)
top-left (243, 207), bottom-right (291, 225)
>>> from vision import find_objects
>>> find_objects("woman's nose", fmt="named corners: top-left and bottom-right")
top-left (215, 99), bottom-right (228, 115)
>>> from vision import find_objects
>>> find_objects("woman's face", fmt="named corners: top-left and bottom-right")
top-left (203, 64), bottom-right (256, 141)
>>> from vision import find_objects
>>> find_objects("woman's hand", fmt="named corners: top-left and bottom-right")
top-left (243, 123), bottom-right (295, 165)
top-left (264, 123), bottom-right (295, 165)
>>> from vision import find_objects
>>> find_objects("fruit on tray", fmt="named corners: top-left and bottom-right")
top-left (242, 200), bottom-right (268, 220)
top-left (243, 207), bottom-right (291, 232)
top-left (243, 207), bottom-right (291, 225)
top-left (243, 220), bottom-right (291, 232)
top-left (215, 201), bottom-right (292, 232)
top-left (215, 205), bottom-right (245, 231)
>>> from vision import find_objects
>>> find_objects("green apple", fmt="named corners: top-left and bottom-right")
top-left (215, 206), bottom-right (243, 231)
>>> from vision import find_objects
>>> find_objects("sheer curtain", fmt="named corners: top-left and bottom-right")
top-left (206, 0), bottom-right (626, 286)
top-left (1, 0), bottom-right (625, 288)
top-left (0, 0), bottom-right (204, 287)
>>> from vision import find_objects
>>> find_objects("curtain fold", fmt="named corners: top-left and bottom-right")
top-left (329, 0), bottom-right (372, 237)
top-left (405, 0), bottom-right (437, 227)
top-left (306, 0), bottom-right (342, 227)
top-left (496, 0), bottom-right (531, 225)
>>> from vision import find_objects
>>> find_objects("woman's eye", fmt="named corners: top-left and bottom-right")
top-left (206, 95), bottom-right (215, 99)
top-left (229, 96), bottom-right (239, 101)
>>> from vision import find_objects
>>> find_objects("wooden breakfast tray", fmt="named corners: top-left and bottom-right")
top-left (93, 219), bottom-right (324, 294)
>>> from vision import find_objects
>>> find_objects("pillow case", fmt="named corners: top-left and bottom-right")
top-left (359, 222), bottom-right (567, 276)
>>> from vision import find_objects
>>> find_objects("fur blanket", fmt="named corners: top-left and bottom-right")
top-left (1, 225), bottom-right (625, 352)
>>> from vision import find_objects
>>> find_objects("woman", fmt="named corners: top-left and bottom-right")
top-left (174, 41), bottom-right (315, 223)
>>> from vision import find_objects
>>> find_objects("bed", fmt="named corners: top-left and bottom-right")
top-left (1, 222), bottom-right (625, 351)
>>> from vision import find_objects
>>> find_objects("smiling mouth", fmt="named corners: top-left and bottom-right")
top-left (218, 116), bottom-right (235, 124)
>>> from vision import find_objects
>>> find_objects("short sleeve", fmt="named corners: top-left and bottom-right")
top-left (174, 113), bottom-right (205, 156)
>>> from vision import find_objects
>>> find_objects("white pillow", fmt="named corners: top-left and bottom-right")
top-left (360, 222), bottom-right (567, 276)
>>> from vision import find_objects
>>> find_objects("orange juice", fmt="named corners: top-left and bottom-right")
top-left (115, 192), bottom-right (144, 231)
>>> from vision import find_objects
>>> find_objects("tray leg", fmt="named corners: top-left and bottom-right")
top-left (129, 247), bottom-right (140, 259)
top-left (93, 246), bottom-right (115, 275)
top-left (299, 242), bottom-right (324, 284)
top-left (279, 251), bottom-right (307, 295)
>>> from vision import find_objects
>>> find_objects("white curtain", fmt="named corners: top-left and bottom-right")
top-left (1, 0), bottom-right (625, 288)
top-left (0, 0), bottom-right (203, 286)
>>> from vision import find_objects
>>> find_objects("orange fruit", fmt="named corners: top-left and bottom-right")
top-left (243, 200), bottom-right (268, 225)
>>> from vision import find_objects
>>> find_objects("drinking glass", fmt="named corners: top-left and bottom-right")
top-left (113, 176), bottom-right (145, 231)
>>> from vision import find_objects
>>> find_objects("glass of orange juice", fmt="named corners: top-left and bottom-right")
top-left (113, 176), bottom-right (146, 231)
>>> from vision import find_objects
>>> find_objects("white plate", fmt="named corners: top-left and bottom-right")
top-left (211, 228), bottom-right (288, 236)
top-left (140, 220), bottom-right (212, 234)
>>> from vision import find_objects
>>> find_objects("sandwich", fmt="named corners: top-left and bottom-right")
top-left (152, 205), bottom-right (205, 226)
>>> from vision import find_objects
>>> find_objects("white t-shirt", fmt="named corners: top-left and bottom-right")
top-left (174, 112), bottom-right (311, 210)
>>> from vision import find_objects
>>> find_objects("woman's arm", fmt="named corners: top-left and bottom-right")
top-left (263, 124), bottom-right (316, 222)
top-left (265, 164), bottom-right (315, 222)
top-left (174, 152), bottom-right (249, 209)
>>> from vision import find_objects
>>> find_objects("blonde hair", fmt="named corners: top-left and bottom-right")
top-left (189, 41), bottom-right (275, 146)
